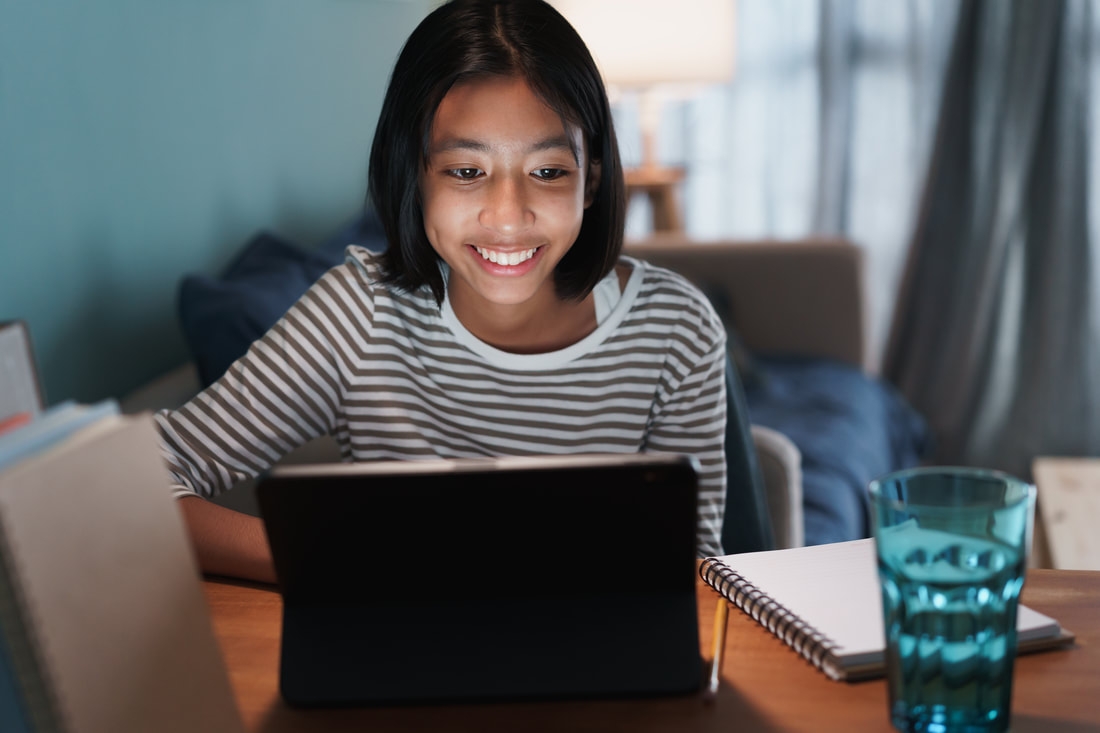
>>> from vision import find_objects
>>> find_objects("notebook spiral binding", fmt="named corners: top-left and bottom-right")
top-left (701, 558), bottom-right (839, 674)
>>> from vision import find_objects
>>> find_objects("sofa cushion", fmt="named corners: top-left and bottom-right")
top-left (744, 355), bottom-right (931, 546)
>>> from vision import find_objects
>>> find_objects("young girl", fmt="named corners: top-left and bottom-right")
top-left (157, 0), bottom-right (728, 583)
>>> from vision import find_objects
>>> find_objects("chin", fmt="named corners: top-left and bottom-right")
top-left (477, 287), bottom-right (543, 307)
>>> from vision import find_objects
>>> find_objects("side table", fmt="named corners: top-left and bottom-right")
top-left (1032, 457), bottom-right (1100, 570)
top-left (624, 166), bottom-right (686, 233)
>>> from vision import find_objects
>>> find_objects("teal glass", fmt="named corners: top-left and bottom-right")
top-left (869, 467), bottom-right (1035, 733)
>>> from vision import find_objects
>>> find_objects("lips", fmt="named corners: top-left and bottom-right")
top-left (472, 245), bottom-right (539, 266)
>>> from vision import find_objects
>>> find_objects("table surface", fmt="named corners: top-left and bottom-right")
top-left (204, 569), bottom-right (1100, 732)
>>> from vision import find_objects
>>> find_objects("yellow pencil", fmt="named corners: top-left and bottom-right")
top-left (705, 598), bottom-right (730, 700)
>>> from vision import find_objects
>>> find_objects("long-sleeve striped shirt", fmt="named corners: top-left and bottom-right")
top-left (155, 247), bottom-right (728, 556)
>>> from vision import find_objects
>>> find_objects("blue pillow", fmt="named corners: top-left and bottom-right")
top-left (178, 231), bottom-right (339, 387)
top-left (744, 356), bottom-right (932, 546)
top-left (178, 211), bottom-right (390, 388)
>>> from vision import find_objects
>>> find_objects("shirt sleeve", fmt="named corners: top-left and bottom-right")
top-left (645, 316), bottom-right (728, 558)
top-left (154, 266), bottom-right (359, 499)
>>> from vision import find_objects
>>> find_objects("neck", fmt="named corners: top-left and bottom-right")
top-left (448, 281), bottom-right (596, 354)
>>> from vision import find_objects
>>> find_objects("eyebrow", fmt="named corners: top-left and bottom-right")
top-left (431, 135), bottom-right (580, 163)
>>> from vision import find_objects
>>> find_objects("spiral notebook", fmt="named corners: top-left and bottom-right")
top-left (700, 538), bottom-right (1074, 682)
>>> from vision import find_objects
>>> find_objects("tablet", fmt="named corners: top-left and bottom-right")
top-left (256, 452), bottom-right (703, 706)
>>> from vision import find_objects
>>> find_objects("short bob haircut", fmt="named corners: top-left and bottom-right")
top-left (368, 0), bottom-right (626, 306)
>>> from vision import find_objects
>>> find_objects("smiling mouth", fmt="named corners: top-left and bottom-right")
top-left (473, 246), bottom-right (539, 266)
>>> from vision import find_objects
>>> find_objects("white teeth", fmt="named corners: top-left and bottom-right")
top-left (474, 246), bottom-right (537, 266)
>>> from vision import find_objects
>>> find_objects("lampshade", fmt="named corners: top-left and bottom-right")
top-left (551, 0), bottom-right (736, 89)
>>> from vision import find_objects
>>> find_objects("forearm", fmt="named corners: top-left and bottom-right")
top-left (176, 494), bottom-right (277, 585)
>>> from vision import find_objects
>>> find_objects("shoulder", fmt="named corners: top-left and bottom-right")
top-left (317, 246), bottom-right (434, 308)
top-left (286, 247), bottom-right (440, 336)
top-left (620, 256), bottom-right (726, 349)
top-left (621, 255), bottom-right (709, 303)
top-left (339, 245), bottom-right (387, 286)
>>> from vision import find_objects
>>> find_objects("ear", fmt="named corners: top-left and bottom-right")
top-left (584, 158), bottom-right (602, 209)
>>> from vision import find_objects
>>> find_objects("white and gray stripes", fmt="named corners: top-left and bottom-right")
top-left (155, 248), bottom-right (728, 556)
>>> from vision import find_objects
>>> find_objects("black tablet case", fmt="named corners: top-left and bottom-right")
top-left (257, 454), bottom-right (702, 707)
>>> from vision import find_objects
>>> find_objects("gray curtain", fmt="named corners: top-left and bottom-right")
top-left (884, 0), bottom-right (1099, 479)
top-left (641, 0), bottom-right (960, 367)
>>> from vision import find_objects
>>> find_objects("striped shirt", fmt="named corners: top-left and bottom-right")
top-left (155, 247), bottom-right (728, 556)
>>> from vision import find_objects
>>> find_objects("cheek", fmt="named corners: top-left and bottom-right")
top-left (547, 186), bottom-right (588, 233)
top-left (421, 187), bottom-right (468, 240)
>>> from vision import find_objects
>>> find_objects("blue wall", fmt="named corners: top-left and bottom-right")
top-left (0, 0), bottom-right (432, 404)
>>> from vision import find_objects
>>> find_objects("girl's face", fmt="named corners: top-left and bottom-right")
top-left (420, 75), bottom-right (597, 322)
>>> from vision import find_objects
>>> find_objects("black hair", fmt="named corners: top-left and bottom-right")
top-left (367, 0), bottom-right (625, 306)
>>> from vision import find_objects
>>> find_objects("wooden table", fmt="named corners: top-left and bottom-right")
top-left (204, 570), bottom-right (1100, 732)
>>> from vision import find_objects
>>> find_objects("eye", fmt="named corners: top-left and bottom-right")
top-left (447, 168), bottom-right (483, 180)
top-left (532, 168), bottom-right (568, 181)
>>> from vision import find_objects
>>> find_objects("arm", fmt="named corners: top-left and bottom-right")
top-left (177, 495), bottom-right (277, 584)
top-left (155, 265), bottom-right (356, 492)
top-left (155, 268), bottom-right (359, 582)
top-left (631, 262), bottom-right (730, 557)
top-left (647, 339), bottom-right (728, 558)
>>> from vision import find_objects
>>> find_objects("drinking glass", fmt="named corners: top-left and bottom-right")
top-left (869, 467), bottom-right (1035, 733)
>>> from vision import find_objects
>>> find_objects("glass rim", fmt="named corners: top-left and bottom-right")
top-left (868, 465), bottom-right (1035, 513)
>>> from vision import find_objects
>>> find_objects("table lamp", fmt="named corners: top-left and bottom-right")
top-left (551, 0), bottom-right (737, 232)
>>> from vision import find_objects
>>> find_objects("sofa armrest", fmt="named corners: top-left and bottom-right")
top-left (751, 424), bottom-right (804, 549)
top-left (624, 237), bottom-right (868, 370)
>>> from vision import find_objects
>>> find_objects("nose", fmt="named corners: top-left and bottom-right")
top-left (478, 175), bottom-right (533, 235)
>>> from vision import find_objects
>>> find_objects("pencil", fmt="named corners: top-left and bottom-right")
top-left (705, 598), bottom-right (730, 700)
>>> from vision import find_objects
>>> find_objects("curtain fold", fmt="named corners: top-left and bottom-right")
top-left (656, 0), bottom-right (958, 367)
top-left (811, 0), bottom-right (856, 233)
top-left (884, 0), bottom-right (1098, 478)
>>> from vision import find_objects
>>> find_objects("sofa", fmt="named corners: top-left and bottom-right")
top-left (121, 230), bottom-right (929, 551)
